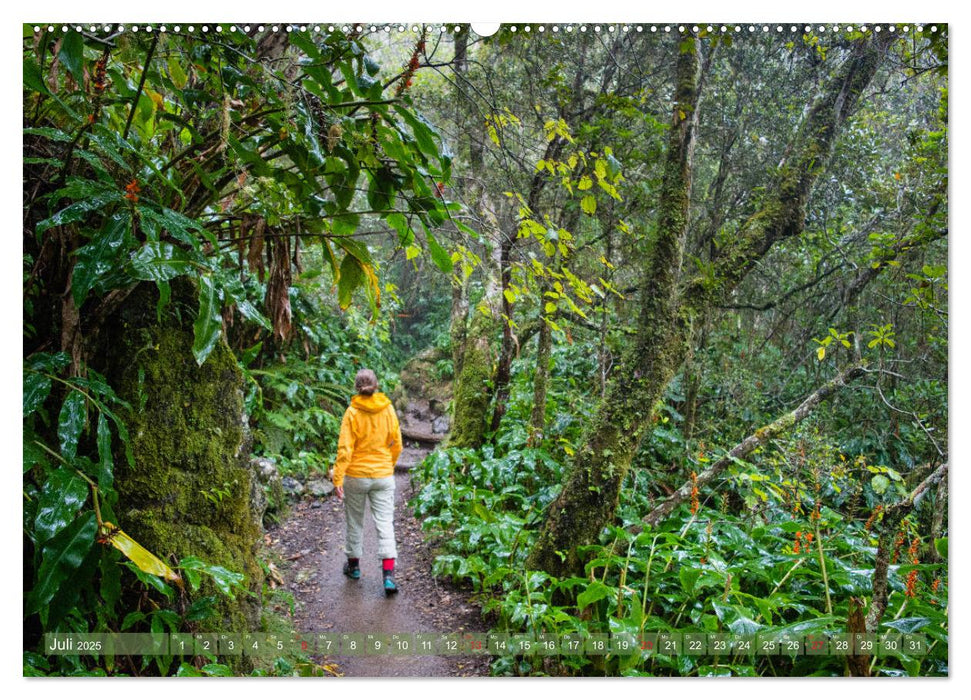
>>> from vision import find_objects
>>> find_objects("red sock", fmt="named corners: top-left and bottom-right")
top-left (382, 558), bottom-right (395, 572)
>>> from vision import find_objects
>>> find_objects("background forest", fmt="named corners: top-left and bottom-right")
top-left (23, 22), bottom-right (947, 677)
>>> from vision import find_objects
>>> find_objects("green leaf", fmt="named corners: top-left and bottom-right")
top-left (393, 105), bottom-right (440, 161)
top-left (871, 474), bottom-right (891, 495)
top-left (577, 580), bottom-right (613, 609)
top-left (96, 412), bottom-right (114, 496)
top-left (23, 372), bottom-right (52, 417)
top-left (581, 195), bottom-right (597, 215)
top-left (24, 58), bottom-right (50, 96)
top-left (727, 615), bottom-right (764, 635)
top-left (179, 556), bottom-right (245, 598)
top-left (201, 663), bottom-right (234, 677)
top-left (167, 56), bottom-right (188, 90)
top-left (679, 566), bottom-right (702, 595)
top-left (816, 346), bottom-right (826, 361)
top-left (27, 511), bottom-right (97, 615)
top-left (73, 214), bottom-right (129, 306)
top-left (124, 561), bottom-right (175, 598)
top-left (337, 255), bottom-right (364, 310)
top-left (58, 30), bottom-right (85, 83)
top-left (935, 537), bottom-right (947, 560)
top-left (34, 467), bottom-right (89, 545)
top-left (130, 243), bottom-right (201, 282)
top-left (424, 228), bottom-right (453, 273)
top-left (367, 169), bottom-right (397, 211)
top-left (58, 390), bottom-right (87, 460)
top-left (882, 617), bottom-right (931, 634)
top-left (36, 190), bottom-right (124, 237)
top-left (192, 275), bottom-right (222, 366)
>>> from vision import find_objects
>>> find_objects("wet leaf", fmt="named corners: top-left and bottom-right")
top-left (192, 274), bottom-right (222, 365)
top-left (34, 467), bottom-right (89, 545)
top-left (27, 511), bottom-right (97, 615)
top-left (58, 390), bottom-right (86, 460)
top-left (23, 372), bottom-right (51, 417)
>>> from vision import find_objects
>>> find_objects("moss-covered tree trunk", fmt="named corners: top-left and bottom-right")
top-left (449, 201), bottom-right (503, 448)
top-left (97, 279), bottom-right (264, 665)
top-left (527, 34), bottom-right (893, 578)
top-left (526, 36), bottom-right (702, 576)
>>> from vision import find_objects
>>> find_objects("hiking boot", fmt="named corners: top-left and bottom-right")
top-left (343, 561), bottom-right (361, 580)
top-left (383, 573), bottom-right (398, 596)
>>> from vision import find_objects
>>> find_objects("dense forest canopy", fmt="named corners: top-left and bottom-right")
top-left (23, 22), bottom-right (947, 677)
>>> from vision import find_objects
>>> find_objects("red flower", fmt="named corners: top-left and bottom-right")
top-left (689, 471), bottom-right (700, 514)
top-left (905, 569), bottom-right (919, 598)
top-left (124, 179), bottom-right (140, 202)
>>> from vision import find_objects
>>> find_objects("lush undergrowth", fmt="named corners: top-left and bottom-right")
top-left (409, 343), bottom-right (948, 677)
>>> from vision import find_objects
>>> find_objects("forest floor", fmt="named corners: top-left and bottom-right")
top-left (264, 398), bottom-right (492, 677)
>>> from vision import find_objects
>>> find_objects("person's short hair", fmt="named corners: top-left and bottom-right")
top-left (354, 368), bottom-right (379, 395)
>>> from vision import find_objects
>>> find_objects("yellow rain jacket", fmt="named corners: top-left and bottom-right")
top-left (332, 392), bottom-right (402, 488)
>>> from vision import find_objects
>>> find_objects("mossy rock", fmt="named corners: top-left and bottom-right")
top-left (96, 280), bottom-right (263, 670)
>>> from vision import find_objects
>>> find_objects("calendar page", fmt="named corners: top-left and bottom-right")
top-left (22, 12), bottom-right (949, 681)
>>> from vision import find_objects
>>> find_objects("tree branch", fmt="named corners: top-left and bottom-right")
top-left (638, 363), bottom-right (866, 530)
top-left (865, 461), bottom-right (948, 633)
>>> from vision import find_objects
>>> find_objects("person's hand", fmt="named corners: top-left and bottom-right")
top-left (335, 485), bottom-right (344, 501)
top-left (327, 467), bottom-right (335, 482)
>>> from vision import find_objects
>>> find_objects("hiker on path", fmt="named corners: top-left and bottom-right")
top-left (330, 369), bottom-right (403, 595)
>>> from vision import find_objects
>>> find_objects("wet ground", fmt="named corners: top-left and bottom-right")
top-left (265, 401), bottom-right (492, 678)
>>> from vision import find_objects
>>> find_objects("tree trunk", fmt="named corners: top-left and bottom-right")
top-left (449, 203), bottom-right (503, 449)
top-left (526, 36), bottom-right (703, 576)
top-left (529, 290), bottom-right (554, 443)
top-left (527, 35), bottom-right (892, 578)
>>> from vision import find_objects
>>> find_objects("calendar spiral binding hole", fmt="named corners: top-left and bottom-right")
top-left (30, 23), bottom-right (940, 37)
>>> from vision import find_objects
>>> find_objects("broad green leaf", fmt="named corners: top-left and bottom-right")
top-left (679, 566), bottom-right (702, 595)
top-left (131, 242), bottom-right (201, 282)
top-left (57, 30), bottom-right (85, 83)
top-left (577, 580), bottom-right (613, 609)
top-left (179, 555), bottom-right (245, 598)
top-left (73, 214), bottom-right (129, 306)
top-left (337, 255), bottom-right (364, 310)
top-left (935, 537), bottom-right (947, 560)
top-left (425, 228), bottom-right (453, 273)
top-left (34, 467), bottom-right (89, 545)
top-left (58, 390), bottom-right (86, 460)
top-left (36, 190), bottom-right (124, 237)
top-left (202, 664), bottom-right (234, 677)
top-left (192, 275), bottom-right (222, 366)
top-left (23, 372), bottom-right (51, 417)
top-left (23, 59), bottom-right (51, 96)
top-left (882, 617), bottom-right (931, 634)
top-left (727, 615), bottom-right (764, 635)
top-left (871, 474), bottom-right (891, 495)
top-left (27, 511), bottom-right (97, 615)
top-left (236, 299), bottom-right (272, 330)
top-left (167, 56), bottom-right (188, 89)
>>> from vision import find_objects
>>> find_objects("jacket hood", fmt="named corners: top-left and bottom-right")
top-left (351, 392), bottom-right (391, 413)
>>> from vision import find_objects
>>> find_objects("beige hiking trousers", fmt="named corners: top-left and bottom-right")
top-left (343, 475), bottom-right (397, 560)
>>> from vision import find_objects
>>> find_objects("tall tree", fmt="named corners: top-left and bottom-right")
top-left (527, 32), bottom-right (895, 577)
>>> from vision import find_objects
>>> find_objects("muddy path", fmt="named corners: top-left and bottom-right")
top-left (265, 397), bottom-right (492, 677)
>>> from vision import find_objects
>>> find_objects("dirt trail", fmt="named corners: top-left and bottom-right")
top-left (265, 399), bottom-right (491, 677)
